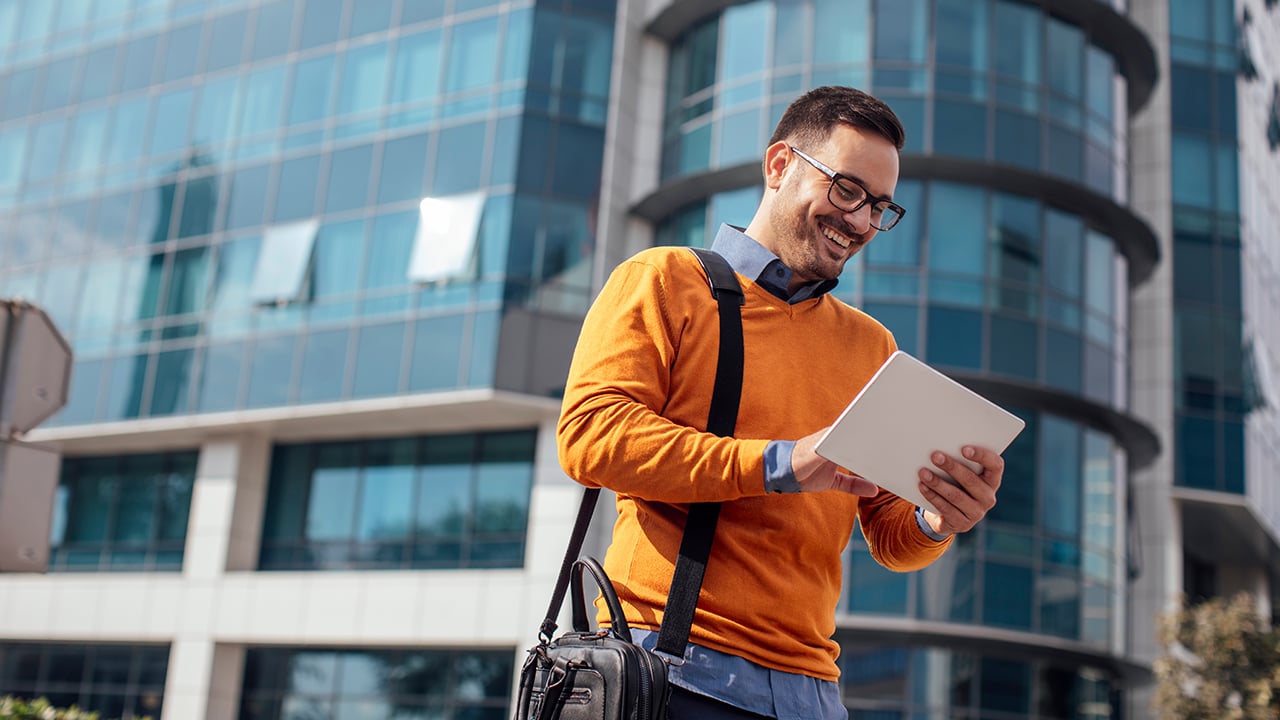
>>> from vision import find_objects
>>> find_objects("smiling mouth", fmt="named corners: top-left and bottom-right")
top-left (820, 221), bottom-right (855, 250)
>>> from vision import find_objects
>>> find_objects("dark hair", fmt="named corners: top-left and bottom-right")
top-left (768, 86), bottom-right (905, 151)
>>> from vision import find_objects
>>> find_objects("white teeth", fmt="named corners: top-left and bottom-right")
top-left (822, 225), bottom-right (851, 249)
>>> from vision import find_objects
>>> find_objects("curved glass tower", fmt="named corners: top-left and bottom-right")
top-left (623, 0), bottom-right (1161, 715)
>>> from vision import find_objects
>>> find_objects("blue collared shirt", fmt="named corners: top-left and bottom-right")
top-left (658, 226), bottom-right (946, 718)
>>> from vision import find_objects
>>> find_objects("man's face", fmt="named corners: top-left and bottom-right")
top-left (764, 124), bottom-right (900, 289)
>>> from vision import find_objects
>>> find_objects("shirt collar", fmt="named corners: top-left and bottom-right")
top-left (707, 224), bottom-right (839, 303)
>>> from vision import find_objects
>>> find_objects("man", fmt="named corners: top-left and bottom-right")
top-left (556, 86), bottom-right (1005, 720)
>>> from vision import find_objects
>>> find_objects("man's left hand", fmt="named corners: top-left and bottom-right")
top-left (918, 446), bottom-right (1003, 536)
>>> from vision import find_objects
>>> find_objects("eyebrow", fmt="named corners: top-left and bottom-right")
top-left (837, 171), bottom-right (895, 203)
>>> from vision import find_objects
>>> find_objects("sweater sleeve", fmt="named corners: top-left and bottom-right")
top-left (557, 256), bottom-right (771, 503)
top-left (858, 488), bottom-right (954, 571)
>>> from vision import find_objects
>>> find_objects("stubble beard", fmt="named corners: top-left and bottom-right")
top-left (768, 180), bottom-right (849, 285)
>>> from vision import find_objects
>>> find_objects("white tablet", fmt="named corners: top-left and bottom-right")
top-left (814, 351), bottom-right (1026, 514)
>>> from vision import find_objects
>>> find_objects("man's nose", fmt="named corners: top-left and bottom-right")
top-left (842, 202), bottom-right (874, 235)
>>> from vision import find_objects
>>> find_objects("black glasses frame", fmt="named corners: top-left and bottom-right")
top-left (789, 146), bottom-right (906, 231)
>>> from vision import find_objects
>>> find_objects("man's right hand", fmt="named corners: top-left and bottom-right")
top-left (791, 427), bottom-right (880, 496)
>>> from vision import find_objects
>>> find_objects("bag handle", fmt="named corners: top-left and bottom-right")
top-left (536, 248), bottom-right (745, 657)
top-left (570, 556), bottom-right (632, 641)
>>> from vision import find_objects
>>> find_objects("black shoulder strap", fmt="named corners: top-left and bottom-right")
top-left (538, 248), bottom-right (746, 658)
top-left (654, 248), bottom-right (743, 661)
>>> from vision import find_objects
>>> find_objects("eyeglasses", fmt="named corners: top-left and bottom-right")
top-left (789, 146), bottom-right (906, 231)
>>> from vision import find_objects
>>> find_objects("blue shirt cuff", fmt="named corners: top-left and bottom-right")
top-left (763, 441), bottom-right (802, 493)
top-left (915, 506), bottom-right (951, 542)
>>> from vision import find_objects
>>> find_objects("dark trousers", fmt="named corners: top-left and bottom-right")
top-left (667, 686), bottom-right (773, 719)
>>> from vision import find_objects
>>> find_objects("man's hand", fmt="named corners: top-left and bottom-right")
top-left (918, 446), bottom-right (1003, 535)
top-left (791, 427), bottom-right (880, 496)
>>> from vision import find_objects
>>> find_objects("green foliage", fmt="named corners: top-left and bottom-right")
top-left (0, 696), bottom-right (99, 719)
top-left (1154, 593), bottom-right (1280, 719)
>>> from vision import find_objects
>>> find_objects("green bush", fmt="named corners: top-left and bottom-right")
top-left (0, 696), bottom-right (100, 719)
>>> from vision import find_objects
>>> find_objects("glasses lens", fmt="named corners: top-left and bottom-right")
top-left (829, 177), bottom-right (867, 211)
top-left (875, 206), bottom-right (904, 231)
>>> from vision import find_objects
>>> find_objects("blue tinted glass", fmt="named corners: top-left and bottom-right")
top-left (198, 342), bottom-right (243, 412)
top-left (927, 182), bottom-right (985, 275)
top-left (708, 186), bottom-right (762, 230)
top-left (933, 99), bottom-right (986, 159)
top-left (348, 0), bottom-right (391, 37)
top-left (211, 236), bottom-right (261, 314)
top-left (282, 63), bottom-right (329, 133)
top-left (149, 348), bottom-right (194, 416)
top-left (59, 359), bottom-right (104, 425)
top-left (501, 8), bottom-right (532, 83)
top-left (1216, 142), bottom-right (1238, 212)
top-left (979, 658), bottom-right (1031, 712)
top-left (160, 22), bottom-right (202, 83)
top-left (297, 329), bottom-right (348, 404)
top-left (433, 122), bottom-right (486, 195)
top-left (324, 143), bottom-right (374, 213)
top-left (863, 303), bottom-right (918, 355)
top-left (983, 562), bottom-right (1033, 628)
top-left (409, 315), bottom-right (464, 391)
top-left (391, 28), bottom-right (442, 105)
top-left (39, 56), bottom-right (78, 111)
top-left (1178, 414), bottom-right (1216, 489)
top-left (994, 1), bottom-right (1039, 85)
top-left (446, 17), bottom-right (498, 93)
top-left (1041, 415), bottom-right (1081, 536)
top-left (224, 164), bottom-right (271, 230)
top-left (376, 133), bottom-right (429, 205)
top-left (1044, 209), bottom-right (1082, 298)
top-left (926, 306), bottom-right (981, 369)
top-left (106, 95), bottom-right (148, 166)
top-left (164, 247), bottom-right (211, 316)
top-left (274, 154), bottom-right (321, 222)
top-left (205, 10), bottom-right (248, 72)
top-left (239, 64), bottom-right (286, 137)
top-left (721, 2), bottom-right (768, 80)
top-left (936, 0), bottom-right (987, 70)
top-left (1, 67), bottom-right (35, 121)
top-left (717, 108), bottom-right (762, 166)
top-left (993, 110), bottom-right (1039, 169)
top-left (25, 117), bottom-right (65, 183)
top-left (338, 41), bottom-right (389, 116)
top-left (990, 193), bottom-right (1039, 283)
top-left (990, 316), bottom-right (1037, 380)
top-left (552, 123), bottom-right (604, 199)
top-left (1046, 125), bottom-right (1083, 181)
top-left (366, 211), bottom-right (415, 290)
top-left (250, 0), bottom-right (294, 61)
top-left (106, 354), bottom-right (147, 420)
top-left (0, 124), bottom-right (26, 189)
top-left (246, 334), bottom-right (296, 407)
top-left (194, 75), bottom-right (240, 152)
top-left (1170, 0), bottom-right (1211, 42)
top-left (1045, 329), bottom-right (1082, 393)
top-left (119, 33), bottom-right (159, 92)
top-left (988, 409), bottom-right (1036, 523)
top-left (814, 0), bottom-right (868, 64)
top-left (468, 310), bottom-right (499, 387)
top-left (298, 0), bottom-right (342, 50)
top-left (307, 449), bottom-right (359, 540)
top-left (78, 45), bottom-right (117, 104)
top-left (65, 108), bottom-right (107, 178)
top-left (1046, 18), bottom-right (1082, 100)
top-left (149, 89), bottom-right (194, 157)
top-left (312, 220), bottom-right (365, 297)
top-left (352, 322), bottom-right (405, 398)
top-left (874, 0), bottom-right (925, 62)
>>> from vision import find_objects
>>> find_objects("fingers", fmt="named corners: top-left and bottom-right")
top-left (917, 447), bottom-right (1002, 534)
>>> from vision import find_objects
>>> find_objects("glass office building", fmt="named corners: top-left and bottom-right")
top-left (1, 0), bottom-right (1277, 718)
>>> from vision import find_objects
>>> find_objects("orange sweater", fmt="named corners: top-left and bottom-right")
top-left (557, 247), bottom-right (952, 681)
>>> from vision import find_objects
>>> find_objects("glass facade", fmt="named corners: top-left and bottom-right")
top-left (238, 647), bottom-right (513, 720)
top-left (662, 0), bottom-right (1125, 198)
top-left (0, 0), bottom-right (615, 426)
top-left (1168, 0), bottom-right (1247, 494)
top-left (844, 409), bottom-right (1122, 650)
top-left (0, 642), bottom-right (169, 720)
top-left (259, 430), bottom-right (536, 571)
top-left (658, 183), bottom-right (1128, 408)
top-left (837, 643), bottom-right (1118, 719)
top-left (48, 451), bottom-right (198, 572)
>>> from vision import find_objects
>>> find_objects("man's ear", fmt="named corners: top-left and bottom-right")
top-left (762, 141), bottom-right (791, 190)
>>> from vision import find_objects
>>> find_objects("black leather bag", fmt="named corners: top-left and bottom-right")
top-left (514, 557), bottom-right (670, 720)
top-left (513, 248), bottom-right (744, 720)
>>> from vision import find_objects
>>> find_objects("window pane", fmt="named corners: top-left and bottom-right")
top-left (990, 316), bottom-right (1037, 381)
top-left (1046, 18), bottom-right (1082, 100)
top-left (239, 64), bottom-right (286, 137)
top-left (446, 17), bottom-right (498, 93)
top-left (432, 123), bottom-right (486, 195)
top-left (351, 322), bottom-right (405, 398)
top-left (274, 154), bottom-right (322, 222)
top-left (390, 29), bottom-right (442, 105)
top-left (376, 133), bottom-right (429, 205)
top-left (288, 55), bottom-right (336, 126)
top-left (307, 445), bottom-right (360, 540)
top-left (1044, 209), bottom-right (1082, 298)
top-left (149, 348), bottom-right (194, 416)
top-left (721, 2), bottom-right (767, 80)
top-left (983, 563), bottom-right (1033, 629)
top-left (324, 143), bottom-right (374, 213)
top-left (297, 329), bottom-right (348, 404)
top-left (927, 182), bottom-right (985, 275)
top-left (357, 440), bottom-right (416, 540)
top-left (246, 334), bottom-right (296, 408)
top-left (873, 0), bottom-right (925, 62)
top-left (926, 306), bottom-right (981, 369)
top-left (936, 0), bottom-right (987, 71)
top-left (338, 41), bottom-right (389, 116)
top-left (409, 315), bottom-right (465, 391)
